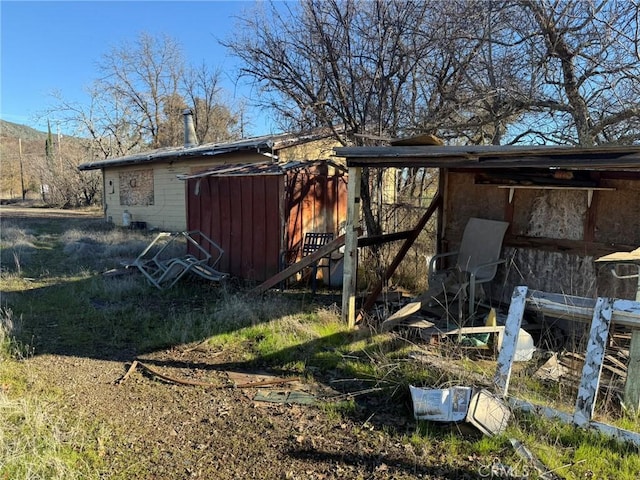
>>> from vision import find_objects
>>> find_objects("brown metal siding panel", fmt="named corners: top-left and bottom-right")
top-left (251, 176), bottom-right (267, 279)
top-left (187, 174), bottom-right (284, 281)
top-left (263, 175), bottom-right (284, 279)
top-left (227, 177), bottom-right (243, 276)
top-left (239, 178), bottom-right (254, 278)
top-left (186, 165), bottom-right (347, 283)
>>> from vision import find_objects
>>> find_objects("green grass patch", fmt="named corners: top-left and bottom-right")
top-left (0, 392), bottom-right (107, 480)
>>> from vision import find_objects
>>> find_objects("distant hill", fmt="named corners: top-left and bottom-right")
top-left (0, 119), bottom-right (48, 141)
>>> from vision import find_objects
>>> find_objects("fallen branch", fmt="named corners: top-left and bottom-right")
top-left (234, 377), bottom-right (302, 388)
top-left (115, 360), bottom-right (139, 385)
top-left (116, 360), bottom-right (300, 389)
top-left (137, 361), bottom-right (225, 387)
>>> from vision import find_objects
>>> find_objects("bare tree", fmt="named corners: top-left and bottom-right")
top-left (183, 63), bottom-right (241, 143)
top-left (510, 0), bottom-right (640, 146)
top-left (49, 32), bottom-right (241, 159)
top-left (96, 32), bottom-right (184, 148)
top-left (227, 0), bottom-right (442, 237)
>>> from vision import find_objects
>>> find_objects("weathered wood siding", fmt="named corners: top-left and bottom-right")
top-left (442, 170), bottom-right (640, 303)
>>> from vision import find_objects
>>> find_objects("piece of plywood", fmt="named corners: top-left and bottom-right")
top-left (596, 247), bottom-right (640, 263)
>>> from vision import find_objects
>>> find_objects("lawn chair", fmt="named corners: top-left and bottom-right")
top-left (382, 218), bottom-right (508, 330)
top-left (428, 217), bottom-right (509, 319)
top-left (301, 232), bottom-right (334, 293)
top-left (130, 230), bottom-right (227, 289)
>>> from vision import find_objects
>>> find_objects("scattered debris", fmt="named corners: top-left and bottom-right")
top-left (440, 325), bottom-right (535, 361)
top-left (127, 230), bottom-right (228, 289)
top-left (533, 350), bottom-right (627, 394)
top-left (115, 360), bottom-right (140, 385)
top-left (408, 350), bottom-right (491, 387)
top-left (533, 353), bottom-right (569, 383)
top-left (115, 360), bottom-right (299, 389)
top-left (253, 390), bottom-right (316, 405)
top-left (102, 267), bottom-right (135, 277)
top-left (510, 438), bottom-right (561, 480)
top-left (409, 385), bottom-right (510, 436)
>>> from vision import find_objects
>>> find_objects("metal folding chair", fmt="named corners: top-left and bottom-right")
top-left (301, 232), bottom-right (334, 293)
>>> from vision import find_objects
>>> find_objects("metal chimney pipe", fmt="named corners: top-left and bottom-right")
top-left (183, 109), bottom-right (198, 148)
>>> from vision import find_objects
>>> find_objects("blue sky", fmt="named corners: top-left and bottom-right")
top-left (1, 0), bottom-right (276, 136)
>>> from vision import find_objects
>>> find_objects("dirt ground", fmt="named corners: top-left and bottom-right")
top-left (27, 348), bottom-right (472, 480)
top-left (1, 205), bottom-right (486, 479)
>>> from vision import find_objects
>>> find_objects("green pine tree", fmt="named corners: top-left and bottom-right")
top-left (45, 120), bottom-right (54, 162)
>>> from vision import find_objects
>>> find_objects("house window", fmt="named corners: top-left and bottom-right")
top-left (119, 169), bottom-right (154, 206)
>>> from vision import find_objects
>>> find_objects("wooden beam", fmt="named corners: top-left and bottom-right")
top-left (356, 230), bottom-right (412, 247)
top-left (504, 236), bottom-right (637, 259)
top-left (493, 286), bottom-right (528, 397)
top-left (527, 290), bottom-right (640, 329)
top-left (252, 234), bottom-right (346, 295)
top-left (574, 297), bottom-right (613, 426)
top-left (342, 167), bottom-right (362, 328)
top-left (355, 192), bottom-right (442, 324)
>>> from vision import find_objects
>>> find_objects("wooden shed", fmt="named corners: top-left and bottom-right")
top-left (334, 144), bottom-right (640, 326)
top-left (183, 160), bottom-right (348, 282)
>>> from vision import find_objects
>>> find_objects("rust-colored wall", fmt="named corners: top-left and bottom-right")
top-left (186, 165), bottom-right (348, 282)
top-left (187, 174), bottom-right (284, 281)
top-left (285, 165), bottom-right (348, 261)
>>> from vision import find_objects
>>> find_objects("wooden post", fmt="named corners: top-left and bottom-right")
top-left (625, 329), bottom-right (640, 413)
top-left (493, 286), bottom-right (528, 398)
top-left (574, 297), bottom-right (613, 426)
top-left (342, 167), bottom-right (361, 328)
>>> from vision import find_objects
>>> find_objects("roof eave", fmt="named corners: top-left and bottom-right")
top-left (334, 146), bottom-right (640, 170)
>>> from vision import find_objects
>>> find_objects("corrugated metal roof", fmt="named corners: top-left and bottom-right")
top-left (177, 159), bottom-right (347, 180)
top-left (78, 130), bottom-right (336, 171)
top-left (335, 145), bottom-right (640, 170)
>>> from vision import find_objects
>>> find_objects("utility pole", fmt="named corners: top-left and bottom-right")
top-left (18, 138), bottom-right (26, 201)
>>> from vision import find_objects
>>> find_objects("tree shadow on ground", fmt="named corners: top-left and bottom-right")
top-left (287, 447), bottom-right (489, 479)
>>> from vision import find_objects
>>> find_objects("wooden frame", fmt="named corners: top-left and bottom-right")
top-left (494, 287), bottom-right (640, 446)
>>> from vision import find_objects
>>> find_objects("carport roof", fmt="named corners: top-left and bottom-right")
top-left (177, 159), bottom-right (347, 179)
top-left (334, 144), bottom-right (640, 170)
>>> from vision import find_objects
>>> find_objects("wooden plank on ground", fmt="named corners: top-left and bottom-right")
top-left (493, 286), bottom-right (528, 397)
top-left (574, 297), bottom-right (613, 426)
top-left (252, 234), bottom-right (345, 295)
